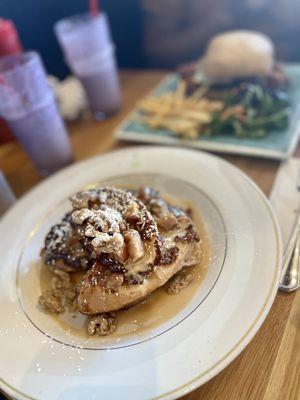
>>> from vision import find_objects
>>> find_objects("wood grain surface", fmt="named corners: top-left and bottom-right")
top-left (0, 71), bottom-right (299, 400)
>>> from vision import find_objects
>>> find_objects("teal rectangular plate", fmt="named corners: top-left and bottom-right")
top-left (115, 64), bottom-right (300, 159)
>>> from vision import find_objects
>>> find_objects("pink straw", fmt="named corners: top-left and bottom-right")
top-left (89, 0), bottom-right (100, 17)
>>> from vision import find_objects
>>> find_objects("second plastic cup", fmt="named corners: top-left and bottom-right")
top-left (54, 13), bottom-right (122, 119)
top-left (0, 171), bottom-right (15, 216)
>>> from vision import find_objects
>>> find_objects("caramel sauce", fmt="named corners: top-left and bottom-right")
top-left (39, 201), bottom-right (211, 339)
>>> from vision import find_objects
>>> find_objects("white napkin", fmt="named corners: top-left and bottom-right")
top-left (270, 157), bottom-right (300, 248)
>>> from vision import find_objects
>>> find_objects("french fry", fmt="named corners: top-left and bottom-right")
top-left (174, 80), bottom-right (186, 108)
top-left (136, 80), bottom-right (224, 139)
top-left (190, 86), bottom-right (209, 100)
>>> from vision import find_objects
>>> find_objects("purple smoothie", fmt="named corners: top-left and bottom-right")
top-left (7, 96), bottom-right (73, 176)
top-left (79, 63), bottom-right (121, 118)
top-left (0, 52), bottom-right (73, 176)
top-left (54, 13), bottom-right (122, 119)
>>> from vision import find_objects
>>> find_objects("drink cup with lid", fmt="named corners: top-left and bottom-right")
top-left (0, 52), bottom-right (73, 176)
top-left (54, 9), bottom-right (122, 119)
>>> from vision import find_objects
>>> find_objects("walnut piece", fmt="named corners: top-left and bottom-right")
top-left (124, 229), bottom-right (145, 262)
top-left (39, 290), bottom-right (65, 313)
top-left (69, 188), bottom-right (159, 275)
top-left (72, 209), bottom-right (94, 224)
top-left (42, 212), bottom-right (90, 272)
top-left (124, 201), bottom-right (140, 222)
top-left (70, 190), bottom-right (100, 209)
top-left (91, 232), bottom-right (125, 257)
top-left (39, 269), bottom-right (79, 314)
top-left (166, 272), bottom-right (193, 295)
top-left (87, 313), bottom-right (118, 336)
top-left (156, 213), bottom-right (178, 231)
top-left (72, 206), bottom-right (124, 233)
top-left (51, 269), bottom-right (71, 292)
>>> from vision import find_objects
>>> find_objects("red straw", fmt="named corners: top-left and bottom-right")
top-left (0, 74), bottom-right (16, 95)
top-left (89, 0), bottom-right (100, 17)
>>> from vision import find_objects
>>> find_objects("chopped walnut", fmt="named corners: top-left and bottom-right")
top-left (84, 224), bottom-right (99, 238)
top-left (124, 201), bottom-right (140, 222)
top-left (90, 207), bottom-right (124, 232)
top-left (91, 232), bottom-right (125, 257)
top-left (149, 198), bottom-right (169, 216)
top-left (137, 186), bottom-right (155, 203)
top-left (166, 272), bottom-right (193, 295)
top-left (156, 213), bottom-right (178, 231)
top-left (141, 195), bottom-right (179, 232)
top-left (39, 290), bottom-right (65, 313)
top-left (72, 209), bottom-right (94, 224)
top-left (70, 190), bottom-right (100, 209)
top-left (87, 313), bottom-right (118, 336)
top-left (51, 269), bottom-right (71, 292)
top-left (124, 229), bottom-right (145, 262)
top-left (72, 207), bottom-right (124, 233)
top-left (69, 188), bottom-right (159, 272)
top-left (39, 270), bottom-right (79, 314)
top-left (66, 283), bottom-right (80, 312)
top-left (42, 212), bottom-right (90, 272)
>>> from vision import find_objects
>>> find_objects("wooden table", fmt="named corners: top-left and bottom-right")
top-left (0, 71), bottom-right (299, 400)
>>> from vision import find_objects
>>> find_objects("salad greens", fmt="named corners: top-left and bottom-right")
top-left (206, 81), bottom-right (290, 138)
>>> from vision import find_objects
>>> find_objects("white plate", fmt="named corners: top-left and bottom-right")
top-left (0, 147), bottom-right (281, 400)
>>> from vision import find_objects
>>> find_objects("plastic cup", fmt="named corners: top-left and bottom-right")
top-left (0, 52), bottom-right (73, 176)
top-left (54, 13), bottom-right (122, 119)
top-left (0, 171), bottom-right (15, 216)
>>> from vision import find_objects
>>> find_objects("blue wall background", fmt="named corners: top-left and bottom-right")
top-left (0, 0), bottom-right (144, 78)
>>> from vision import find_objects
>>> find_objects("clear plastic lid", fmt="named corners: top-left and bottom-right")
top-left (54, 13), bottom-right (112, 63)
top-left (0, 51), bottom-right (52, 119)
